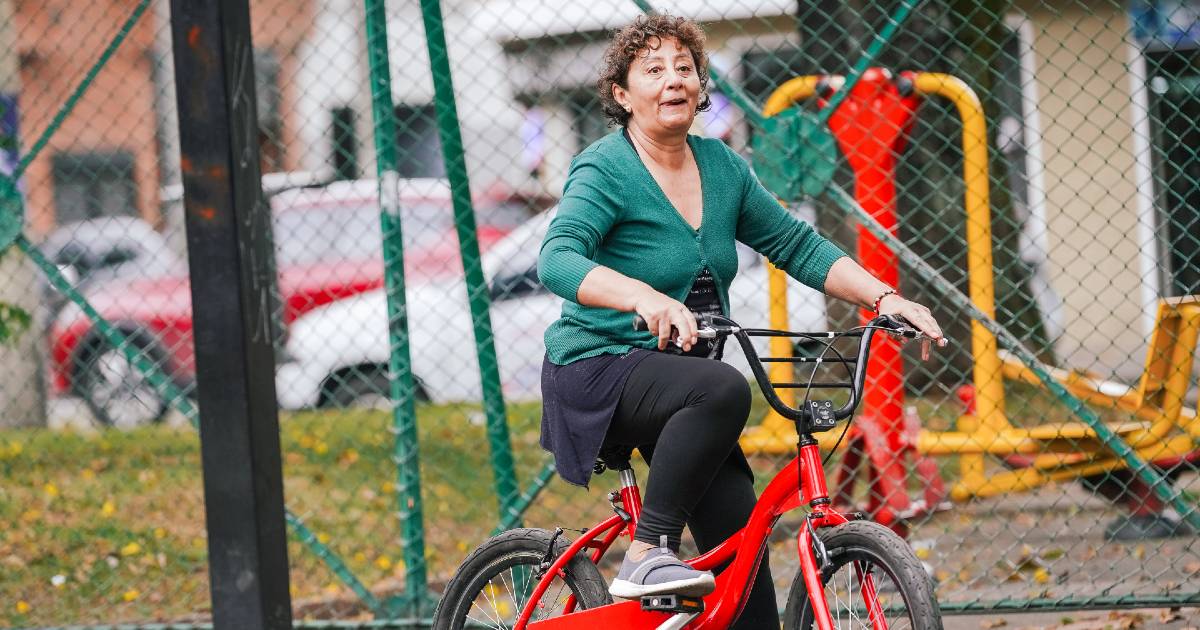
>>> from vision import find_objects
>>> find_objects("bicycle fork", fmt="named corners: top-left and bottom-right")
top-left (796, 436), bottom-right (889, 630)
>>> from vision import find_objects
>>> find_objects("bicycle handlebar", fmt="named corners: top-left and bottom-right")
top-left (632, 313), bottom-right (925, 432)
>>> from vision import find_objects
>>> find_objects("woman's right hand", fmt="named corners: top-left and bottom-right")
top-left (632, 289), bottom-right (697, 352)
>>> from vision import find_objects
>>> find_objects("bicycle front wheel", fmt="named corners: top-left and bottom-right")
top-left (783, 520), bottom-right (942, 630)
top-left (433, 528), bottom-right (612, 630)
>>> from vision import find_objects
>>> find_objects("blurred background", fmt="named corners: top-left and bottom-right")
top-left (0, 0), bottom-right (1198, 626)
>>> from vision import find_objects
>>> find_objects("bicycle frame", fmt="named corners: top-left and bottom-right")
top-left (516, 440), bottom-right (883, 630)
top-left (512, 317), bottom-right (919, 630)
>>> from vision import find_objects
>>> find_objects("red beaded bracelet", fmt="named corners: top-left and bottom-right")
top-left (872, 289), bottom-right (898, 313)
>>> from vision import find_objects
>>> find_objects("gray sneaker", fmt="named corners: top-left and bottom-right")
top-left (609, 536), bottom-right (716, 599)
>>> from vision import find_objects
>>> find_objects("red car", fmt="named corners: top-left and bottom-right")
top-left (47, 178), bottom-right (531, 428)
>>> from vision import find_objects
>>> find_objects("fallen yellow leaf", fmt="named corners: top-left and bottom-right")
top-left (153, 528), bottom-right (167, 540)
top-left (375, 556), bottom-right (392, 570)
top-left (316, 532), bottom-right (331, 545)
top-left (101, 500), bottom-right (116, 516)
top-left (15, 601), bottom-right (30, 614)
top-left (122, 589), bottom-right (139, 602)
top-left (44, 483), bottom-right (59, 498)
top-left (120, 542), bottom-right (142, 556)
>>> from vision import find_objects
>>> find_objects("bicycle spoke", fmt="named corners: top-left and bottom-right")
top-left (465, 608), bottom-right (505, 630)
top-left (543, 578), bottom-right (569, 618)
top-left (854, 561), bottom-right (886, 629)
top-left (467, 567), bottom-right (582, 627)
top-left (466, 604), bottom-right (505, 630)
top-left (815, 553), bottom-right (919, 630)
top-left (499, 567), bottom-right (516, 613)
top-left (473, 580), bottom-right (508, 628)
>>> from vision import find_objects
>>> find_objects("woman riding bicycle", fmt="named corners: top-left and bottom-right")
top-left (536, 14), bottom-right (945, 629)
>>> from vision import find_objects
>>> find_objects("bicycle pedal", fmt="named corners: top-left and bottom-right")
top-left (640, 594), bottom-right (705, 614)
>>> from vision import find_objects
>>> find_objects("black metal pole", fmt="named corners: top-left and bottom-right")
top-left (168, 1), bottom-right (292, 628)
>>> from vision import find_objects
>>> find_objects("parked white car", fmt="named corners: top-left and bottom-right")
top-left (275, 208), bottom-right (830, 408)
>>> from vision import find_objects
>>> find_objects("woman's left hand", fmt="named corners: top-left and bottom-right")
top-left (877, 294), bottom-right (947, 347)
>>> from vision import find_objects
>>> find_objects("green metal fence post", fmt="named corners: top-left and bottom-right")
top-left (418, 0), bottom-right (523, 529)
top-left (363, 0), bottom-right (433, 617)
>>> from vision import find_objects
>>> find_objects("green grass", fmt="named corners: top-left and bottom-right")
top-left (0, 402), bottom-right (560, 626)
top-left (0, 379), bottom-right (1133, 626)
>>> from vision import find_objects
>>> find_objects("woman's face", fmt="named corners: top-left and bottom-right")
top-left (613, 36), bottom-right (701, 137)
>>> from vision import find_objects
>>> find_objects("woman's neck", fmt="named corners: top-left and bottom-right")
top-left (626, 122), bottom-right (688, 169)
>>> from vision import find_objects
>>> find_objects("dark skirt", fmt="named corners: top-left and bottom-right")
top-left (539, 349), bottom-right (652, 487)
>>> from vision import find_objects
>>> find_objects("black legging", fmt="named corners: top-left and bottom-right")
top-left (604, 351), bottom-right (779, 629)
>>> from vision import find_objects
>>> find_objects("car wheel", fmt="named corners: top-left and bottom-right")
top-left (326, 368), bottom-right (429, 409)
top-left (75, 330), bottom-right (169, 429)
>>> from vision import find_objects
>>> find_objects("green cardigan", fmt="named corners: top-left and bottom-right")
top-left (537, 131), bottom-right (847, 365)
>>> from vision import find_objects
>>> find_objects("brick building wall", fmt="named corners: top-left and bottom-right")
top-left (15, 0), bottom-right (313, 237)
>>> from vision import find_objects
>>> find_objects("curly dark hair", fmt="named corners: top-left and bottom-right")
top-left (597, 14), bottom-right (712, 128)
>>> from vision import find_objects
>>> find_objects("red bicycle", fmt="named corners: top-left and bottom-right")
top-left (434, 314), bottom-right (943, 630)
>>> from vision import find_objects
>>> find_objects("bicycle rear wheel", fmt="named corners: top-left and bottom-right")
top-left (783, 520), bottom-right (942, 630)
top-left (433, 528), bottom-right (612, 630)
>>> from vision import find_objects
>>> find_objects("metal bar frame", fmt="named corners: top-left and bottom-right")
top-left (362, 0), bottom-right (432, 617)
top-left (168, 0), bottom-right (292, 627)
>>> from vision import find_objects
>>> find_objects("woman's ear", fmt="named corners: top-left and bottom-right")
top-left (613, 84), bottom-right (631, 112)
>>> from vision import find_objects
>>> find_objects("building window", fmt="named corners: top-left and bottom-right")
top-left (330, 106), bottom-right (358, 181)
top-left (1147, 47), bottom-right (1200, 296)
top-left (51, 151), bottom-right (137, 224)
top-left (566, 90), bottom-right (608, 152)
top-left (394, 103), bottom-right (445, 179)
top-left (254, 49), bottom-right (284, 173)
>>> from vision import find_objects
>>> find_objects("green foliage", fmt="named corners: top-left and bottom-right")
top-left (0, 301), bottom-right (31, 345)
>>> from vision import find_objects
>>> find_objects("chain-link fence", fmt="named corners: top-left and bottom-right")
top-left (1, 0), bottom-right (1199, 627)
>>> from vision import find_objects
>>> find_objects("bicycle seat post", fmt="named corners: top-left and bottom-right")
top-left (617, 466), bottom-right (643, 529)
top-left (618, 467), bottom-right (637, 491)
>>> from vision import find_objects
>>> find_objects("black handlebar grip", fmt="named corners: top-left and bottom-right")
top-left (633, 315), bottom-right (649, 332)
top-left (875, 314), bottom-right (920, 338)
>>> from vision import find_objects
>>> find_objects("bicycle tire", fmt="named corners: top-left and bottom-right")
top-left (433, 528), bottom-right (612, 630)
top-left (783, 520), bottom-right (943, 630)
